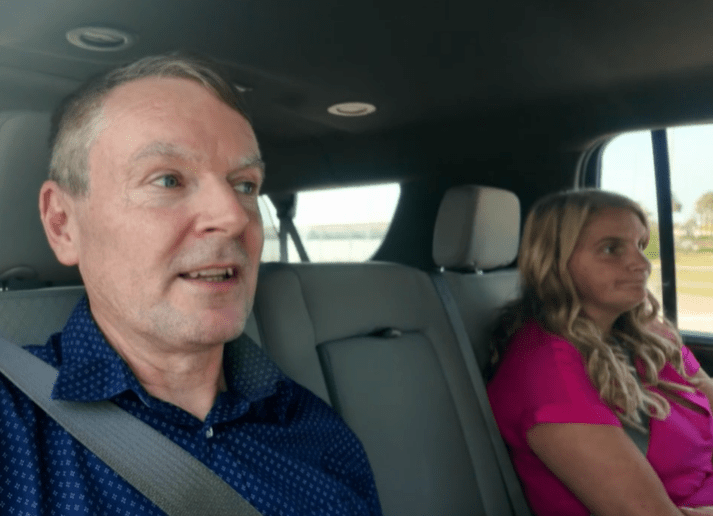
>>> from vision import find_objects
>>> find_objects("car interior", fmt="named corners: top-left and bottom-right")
top-left (1, 1), bottom-right (712, 515)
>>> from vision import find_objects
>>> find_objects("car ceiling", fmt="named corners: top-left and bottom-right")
top-left (3, 2), bottom-right (713, 129)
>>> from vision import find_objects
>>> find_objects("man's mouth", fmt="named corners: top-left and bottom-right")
top-left (179, 267), bottom-right (238, 282)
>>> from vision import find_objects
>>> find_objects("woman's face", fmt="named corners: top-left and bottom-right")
top-left (567, 206), bottom-right (651, 331)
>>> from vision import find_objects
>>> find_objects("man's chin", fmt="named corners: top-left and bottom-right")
top-left (192, 314), bottom-right (246, 343)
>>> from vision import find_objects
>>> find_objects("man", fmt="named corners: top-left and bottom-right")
top-left (0, 54), bottom-right (382, 515)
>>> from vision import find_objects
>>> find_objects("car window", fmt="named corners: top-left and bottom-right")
top-left (601, 124), bottom-right (713, 334)
top-left (259, 183), bottom-right (401, 262)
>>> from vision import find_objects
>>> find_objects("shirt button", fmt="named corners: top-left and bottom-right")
top-left (205, 427), bottom-right (214, 439)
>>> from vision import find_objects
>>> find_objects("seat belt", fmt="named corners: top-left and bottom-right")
top-left (0, 336), bottom-right (263, 516)
top-left (588, 351), bottom-right (649, 516)
top-left (431, 273), bottom-right (532, 516)
top-left (622, 347), bottom-right (650, 455)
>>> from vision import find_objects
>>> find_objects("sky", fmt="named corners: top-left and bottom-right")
top-left (601, 123), bottom-right (713, 224)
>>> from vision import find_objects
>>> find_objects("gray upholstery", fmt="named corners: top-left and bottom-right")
top-left (443, 270), bottom-right (520, 372)
top-left (0, 111), bottom-right (81, 286)
top-left (434, 185), bottom-right (522, 371)
top-left (0, 285), bottom-right (262, 347)
top-left (0, 286), bottom-right (85, 344)
top-left (433, 184), bottom-right (520, 271)
top-left (254, 261), bottom-right (516, 516)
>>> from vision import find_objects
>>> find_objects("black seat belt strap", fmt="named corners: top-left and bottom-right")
top-left (431, 273), bottom-right (532, 516)
top-left (0, 336), bottom-right (263, 516)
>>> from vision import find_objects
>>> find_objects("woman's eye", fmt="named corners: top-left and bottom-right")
top-left (152, 174), bottom-right (181, 188)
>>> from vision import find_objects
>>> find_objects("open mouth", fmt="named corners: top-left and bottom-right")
top-left (179, 267), bottom-right (238, 282)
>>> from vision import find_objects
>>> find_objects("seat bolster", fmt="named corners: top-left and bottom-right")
top-left (254, 264), bottom-right (330, 403)
top-left (444, 270), bottom-right (521, 372)
top-left (0, 286), bottom-right (85, 345)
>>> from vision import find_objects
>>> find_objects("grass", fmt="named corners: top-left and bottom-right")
top-left (649, 252), bottom-right (713, 297)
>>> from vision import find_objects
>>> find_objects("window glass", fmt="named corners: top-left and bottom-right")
top-left (259, 183), bottom-right (401, 262)
top-left (258, 195), bottom-right (282, 262)
top-left (601, 124), bottom-right (713, 333)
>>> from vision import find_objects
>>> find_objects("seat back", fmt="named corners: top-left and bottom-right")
top-left (254, 261), bottom-right (516, 516)
top-left (0, 286), bottom-right (85, 345)
top-left (433, 184), bottom-right (521, 372)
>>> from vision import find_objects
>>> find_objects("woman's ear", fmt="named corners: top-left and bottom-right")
top-left (39, 180), bottom-right (80, 266)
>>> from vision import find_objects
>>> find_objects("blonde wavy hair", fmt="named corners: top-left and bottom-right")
top-left (495, 188), bottom-right (695, 430)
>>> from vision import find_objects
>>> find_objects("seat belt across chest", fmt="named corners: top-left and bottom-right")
top-left (0, 336), bottom-right (263, 516)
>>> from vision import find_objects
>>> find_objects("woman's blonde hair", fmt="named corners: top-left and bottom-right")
top-left (496, 188), bottom-right (693, 429)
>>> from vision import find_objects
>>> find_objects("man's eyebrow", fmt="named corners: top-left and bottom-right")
top-left (235, 155), bottom-right (266, 180)
top-left (129, 141), bottom-right (265, 178)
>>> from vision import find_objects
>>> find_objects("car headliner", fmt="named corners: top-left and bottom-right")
top-left (2, 1), bottom-right (712, 140)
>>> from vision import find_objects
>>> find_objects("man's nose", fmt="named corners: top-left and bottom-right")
top-left (193, 176), bottom-right (253, 237)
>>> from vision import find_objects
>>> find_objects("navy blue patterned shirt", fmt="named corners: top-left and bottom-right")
top-left (0, 297), bottom-right (382, 516)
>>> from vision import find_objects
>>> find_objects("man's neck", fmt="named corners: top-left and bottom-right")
top-left (126, 352), bottom-right (227, 421)
top-left (103, 330), bottom-right (226, 421)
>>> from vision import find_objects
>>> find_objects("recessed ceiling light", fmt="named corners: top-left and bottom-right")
top-left (327, 102), bottom-right (377, 117)
top-left (66, 27), bottom-right (136, 52)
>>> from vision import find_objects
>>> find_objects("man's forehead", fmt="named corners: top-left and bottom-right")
top-left (94, 77), bottom-right (261, 166)
top-left (101, 76), bottom-right (248, 128)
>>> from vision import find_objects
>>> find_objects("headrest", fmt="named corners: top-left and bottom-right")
top-left (433, 185), bottom-right (520, 271)
top-left (0, 111), bottom-right (81, 286)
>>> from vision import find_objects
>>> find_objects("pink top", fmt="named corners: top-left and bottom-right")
top-left (487, 320), bottom-right (713, 515)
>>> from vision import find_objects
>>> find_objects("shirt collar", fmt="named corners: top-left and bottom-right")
top-left (52, 296), bottom-right (140, 402)
top-left (52, 296), bottom-right (287, 408)
top-left (223, 334), bottom-right (286, 403)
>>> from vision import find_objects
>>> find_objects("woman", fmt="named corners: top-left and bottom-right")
top-left (487, 189), bottom-right (713, 516)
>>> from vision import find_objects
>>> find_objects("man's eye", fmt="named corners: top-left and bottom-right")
top-left (152, 175), bottom-right (181, 188)
top-left (234, 181), bottom-right (258, 195)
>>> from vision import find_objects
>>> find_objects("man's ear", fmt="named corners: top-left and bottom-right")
top-left (39, 180), bottom-right (80, 266)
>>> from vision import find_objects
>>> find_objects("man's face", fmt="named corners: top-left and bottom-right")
top-left (67, 77), bottom-right (264, 352)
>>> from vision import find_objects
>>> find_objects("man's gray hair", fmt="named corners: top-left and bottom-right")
top-left (49, 53), bottom-right (251, 196)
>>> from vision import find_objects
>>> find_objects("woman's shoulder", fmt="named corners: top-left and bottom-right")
top-left (495, 320), bottom-right (586, 380)
top-left (511, 320), bottom-right (582, 357)
top-left (489, 319), bottom-right (617, 433)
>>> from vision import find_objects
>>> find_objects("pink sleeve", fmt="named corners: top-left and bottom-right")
top-left (518, 334), bottom-right (621, 436)
top-left (681, 345), bottom-right (701, 377)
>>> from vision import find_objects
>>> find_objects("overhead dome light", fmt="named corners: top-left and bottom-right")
top-left (66, 26), bottom-right (136, 52)
top-left (328, 102), bottom-right (376, 117)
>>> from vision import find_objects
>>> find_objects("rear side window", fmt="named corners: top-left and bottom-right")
top-left (600, 124), bottom-right (713, 334)
top-left (259, 183), bottom-right (401, 262)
